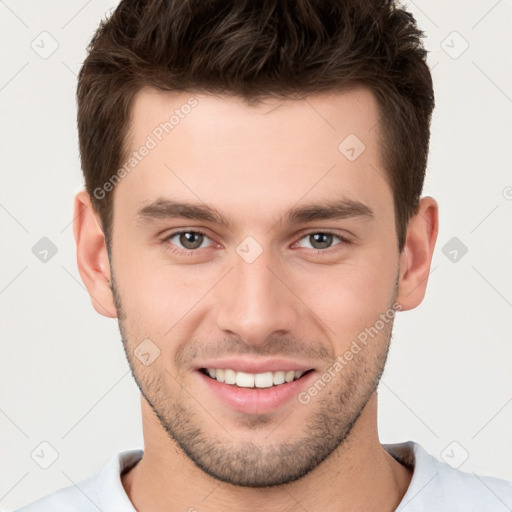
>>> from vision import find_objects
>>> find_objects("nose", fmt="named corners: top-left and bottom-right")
top-left (214, 247), bottom-right (300, 347)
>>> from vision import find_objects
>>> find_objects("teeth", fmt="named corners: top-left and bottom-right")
top-left (236, 371), bottom-right (254, 388)
top-left (224, 369), bottom-right (236, 385)
top-left (204, 368), bottom-right (306, 388)
top-left (272, 371), bottom-right (285, 385)
top-left (254, 372), bottom-right (273, 388)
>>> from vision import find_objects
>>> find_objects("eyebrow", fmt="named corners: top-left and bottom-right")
top-left (135, 197), bottom-right (374, 230)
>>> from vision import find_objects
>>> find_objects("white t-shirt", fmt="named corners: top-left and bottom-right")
top-left (15, 441), bottom-right (512, 511)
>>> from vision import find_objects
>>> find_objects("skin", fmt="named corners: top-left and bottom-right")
top-left (74, 86), bottom-right (438, 511)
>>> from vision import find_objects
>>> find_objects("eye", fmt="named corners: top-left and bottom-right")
top-left (295, 231), bottom-right (349, 251)
top-left (162, 229), bottom-right (350, 256)
top-left (163, 229), bottom-right (216, 252)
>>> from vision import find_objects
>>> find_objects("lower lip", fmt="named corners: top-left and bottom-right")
top-left (197, 370), bottom-right (316, 415)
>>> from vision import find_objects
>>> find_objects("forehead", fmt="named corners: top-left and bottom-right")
top-left (115, 86), bottom-right (391, 228)
top-left (128, 86), bottom-right (382, 151)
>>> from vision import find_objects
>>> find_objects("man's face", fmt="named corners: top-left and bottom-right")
top-left (109, 87), bottom-right (401, 486)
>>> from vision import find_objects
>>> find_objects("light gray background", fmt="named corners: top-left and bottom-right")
top-left (1, 1), bottom-right (511, 510)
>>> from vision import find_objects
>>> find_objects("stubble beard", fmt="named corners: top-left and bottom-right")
top-left (111, 270), bottom-right (397, 487)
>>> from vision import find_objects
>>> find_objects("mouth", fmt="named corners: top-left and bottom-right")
top-left (199, 367), bottom-right (314, 388)
top-left (196, 365), bottom-right (317, 415)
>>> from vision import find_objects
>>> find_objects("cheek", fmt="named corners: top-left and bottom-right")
top-left (113, 252), bottom-right (219, 339)
top-left (291, 251), bottom-right (398, 340)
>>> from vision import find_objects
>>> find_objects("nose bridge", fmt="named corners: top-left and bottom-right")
top-left (214, 244), bottom-right (298, 345)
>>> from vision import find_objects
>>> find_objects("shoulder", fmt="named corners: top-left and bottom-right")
top-left (385, 441), bottom-right (512, 512)
top-left (14, 449), bottom-right (143, 512)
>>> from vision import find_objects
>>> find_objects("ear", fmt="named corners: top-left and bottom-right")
top-left (73, 189), bottom-right (117, 318)
top-left (396, 196), bottom-right (439, 311)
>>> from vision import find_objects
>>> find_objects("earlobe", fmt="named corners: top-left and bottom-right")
top-left (396, 196), bottom-right (439, 311)
top-left (73, 190), bottom-right (118, 318)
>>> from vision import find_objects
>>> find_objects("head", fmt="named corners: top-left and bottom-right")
top-left (74, 0), bottom-right (438, 487)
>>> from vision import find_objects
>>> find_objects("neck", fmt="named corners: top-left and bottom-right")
top-left (122, 393), bottom-right (412, 512)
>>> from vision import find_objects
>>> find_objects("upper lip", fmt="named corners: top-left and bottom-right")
top-left (195, 358), bottom-right (315, 374)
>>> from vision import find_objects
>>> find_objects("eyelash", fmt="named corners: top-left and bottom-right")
top-left (162, 229), bottom-right (351, 257)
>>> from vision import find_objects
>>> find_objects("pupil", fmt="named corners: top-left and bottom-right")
top-left (181, 232), bottom-right (203, 249)
top-left (311, 233), bottom-right (332, 249)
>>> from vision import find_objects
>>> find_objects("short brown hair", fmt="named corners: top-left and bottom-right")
top-left (77, 0), bottom-right (434, 252)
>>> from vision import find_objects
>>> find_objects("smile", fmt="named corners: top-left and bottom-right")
top-left (200, 368), bottom-right (312, 388)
